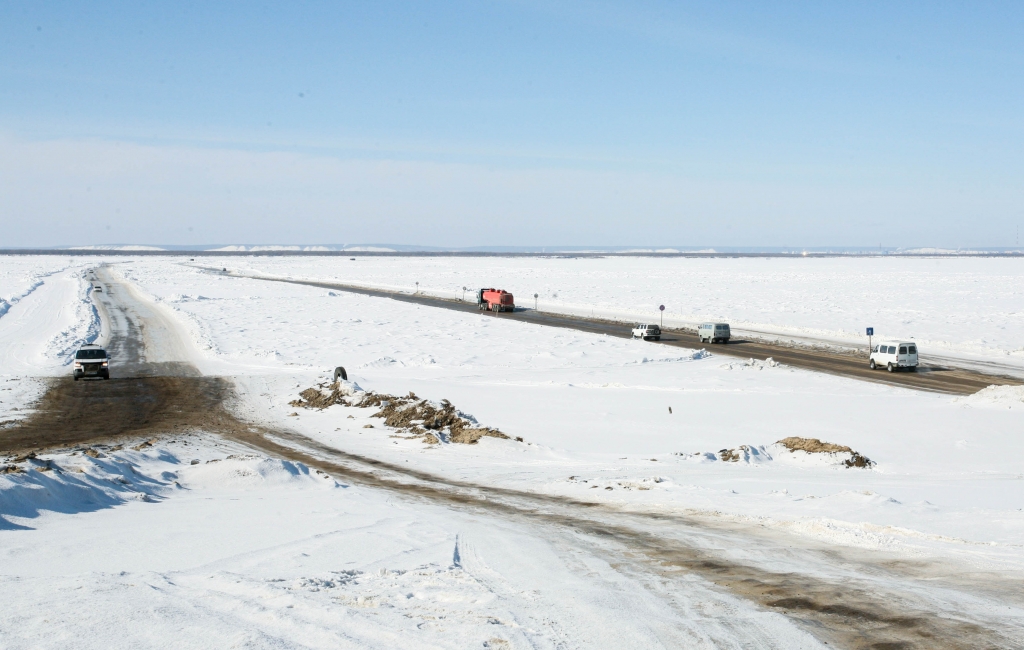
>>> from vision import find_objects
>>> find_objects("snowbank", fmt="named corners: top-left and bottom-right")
top-left (0, 443), bottom-right (336, 528)
top-left (177, 455), bottom-right (334, 490)
top-left (0, 264), bottom-right (102, 375)
top-left (677, 437), bottom-right (873, 469)
top-left (954, 385), bottom-right (1024, 409)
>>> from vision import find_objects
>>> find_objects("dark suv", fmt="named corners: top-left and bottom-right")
top-left (73, 344), bottom-right (110, 380)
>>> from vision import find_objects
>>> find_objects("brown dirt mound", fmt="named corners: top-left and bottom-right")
top-left (776, 437), bottom-right (873, 468)
top-left (291, 386), bottom-right (349, 409)
top-left (291, 385), bottom-right (510, 445)
top-left (719, 447), bottom-right (742, 462)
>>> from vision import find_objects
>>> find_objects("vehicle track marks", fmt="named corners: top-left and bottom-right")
top-left (4, 266), bottom-right (1022, 649)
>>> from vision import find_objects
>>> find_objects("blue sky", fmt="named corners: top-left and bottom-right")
top-left (2, 1), bottom-right (1023, 248)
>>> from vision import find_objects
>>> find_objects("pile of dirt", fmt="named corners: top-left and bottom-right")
top-left (776, 437), bottom-right (874, 468)
top-left (290, 385), bottom-right (513, 445)
top-left (370, 392), bottom-right (509, 445)
top-left (719, 447), bottom-right (743, 462)
top-left (289, 380), bottom-right (363, 410)
top-left (292, 386), bottom-right (348, 410)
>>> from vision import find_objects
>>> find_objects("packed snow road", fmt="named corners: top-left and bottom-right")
top-left (3, 267), bottom-right (1023, 649)
top-left (212, 268), bottom-right (1017, 395)
top-left (0, 268), bottom-right (237, 452)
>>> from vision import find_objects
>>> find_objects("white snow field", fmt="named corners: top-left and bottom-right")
top-left (222, 255), bottom-right (1024, 371)
top-left (106, 259), bottom-right (1024, 548)
top-left (2, 438), bottom-right (835, 649)
top-left (0, 258), bottom-right (102, 427)
top-left (2, 255), bottom-right (1024, 648)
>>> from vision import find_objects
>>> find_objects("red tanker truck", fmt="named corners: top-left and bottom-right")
top-left (476, 288), bottom-right (515, 312)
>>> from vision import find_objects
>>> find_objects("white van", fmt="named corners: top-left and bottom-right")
top-left (698, 323), bottom-right (730, 344)
top-left (869, 341), bottom-right (918, 372)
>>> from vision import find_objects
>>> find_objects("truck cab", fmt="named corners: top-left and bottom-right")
top-left (869, 341), bottom-right (918, 372)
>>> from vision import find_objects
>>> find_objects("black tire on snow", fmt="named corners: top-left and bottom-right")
top-left (869, 359), bottom-right (876, 369)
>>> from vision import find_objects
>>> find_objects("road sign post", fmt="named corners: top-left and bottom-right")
top-left (659, 304), bottom-right (665, 328)
top-left (866, 327), bottom-right (874, 357)
top-left (534, 293), bottom-right (539, 311)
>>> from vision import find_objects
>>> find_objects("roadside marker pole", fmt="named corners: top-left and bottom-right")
top-left (659, 304), bottom-right (665, 328)
top-left (866, 327), bottom-right (874, 358)
top-left (534, 293), bottom-right (538, 311)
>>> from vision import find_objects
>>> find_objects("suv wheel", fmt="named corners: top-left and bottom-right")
top-left (887, 362), bottom-right (894, 372)
top-left (869, 359), bottom-right (876, 369)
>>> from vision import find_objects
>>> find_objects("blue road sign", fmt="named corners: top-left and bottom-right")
top-left (866, 327), bottom-right (874, 336)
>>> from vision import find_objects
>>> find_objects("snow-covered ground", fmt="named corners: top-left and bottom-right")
top-left (105, 259), bottom-right (1024, 554)
top-left (8, 439), bottom-right (829, 648)
top-left (2, 255), bottom-right (1023, 647)
top-left (0, 258), bottom-right (101, 427)
top-left (0, 257), bottom-right (78, 322)
top-left (219, 255), bottom-right (1024, 367)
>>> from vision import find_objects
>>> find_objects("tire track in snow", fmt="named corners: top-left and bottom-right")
top-left (232, 425), bottom-right (1023, 650)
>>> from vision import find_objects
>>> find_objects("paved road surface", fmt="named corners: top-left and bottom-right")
top-left (219, 270), bottom-right (1017, 395)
